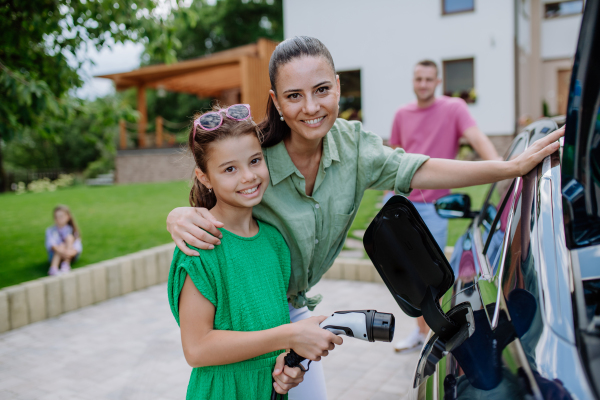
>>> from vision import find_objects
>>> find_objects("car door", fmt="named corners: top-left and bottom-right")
top-left (438, 127), bottom-right (545, 400)
top-left (561, 0), bottom-right (600, 396)
top-left (407, 127), bottom-right (531, 399)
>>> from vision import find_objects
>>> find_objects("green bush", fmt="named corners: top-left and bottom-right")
top-left (4, 94), bottom-right (137, 176)
top-left (16, 174), bottom-right (75, 194)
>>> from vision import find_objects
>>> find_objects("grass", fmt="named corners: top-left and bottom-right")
top-left (344, 185), bottom-right (491, 256)
top-left (0, 181), bottom-right (190, 289)
top-left (347, 190), bottom-right (384, 240)
top-left (0, 180), bottom-right (491, 289)
top-left (447, 184), bottom-right (491, 245)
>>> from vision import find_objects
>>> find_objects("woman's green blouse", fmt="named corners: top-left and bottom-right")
top-left (254, 119), bottom-right (429, 309)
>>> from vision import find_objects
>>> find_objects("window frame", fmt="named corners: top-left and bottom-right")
top-left (337, 69), bottom-right (362, 122)
top-left (470, 134), bottom-right (529, 330)
top-left (442, 57), bottom-right (476, 104)
top-left (544, 0), bottom-right (584, 19)
top-left (473, 136), bottom-right (527, 272)
top-left (441, 0), bottom-right (475, 16)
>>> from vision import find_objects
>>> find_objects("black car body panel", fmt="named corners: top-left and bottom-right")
top-left (396, 113), bottom-right (597, 400)
top-left (562, 0), bottom-right (600, 250)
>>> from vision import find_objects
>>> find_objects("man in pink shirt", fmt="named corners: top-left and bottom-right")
top-left (390, 59), bottom-right (500, 353)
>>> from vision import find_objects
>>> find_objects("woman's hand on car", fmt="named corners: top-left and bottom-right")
top-left (512, 125), bottom-right (564, 176)
top-left (272, 352), bottom-right (305, 394)
top-left (288, 315), bottom-right (343, 361)
top-left (166, 207), bottom-right (224, 256)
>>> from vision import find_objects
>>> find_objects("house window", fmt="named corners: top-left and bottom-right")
top-left (443, 58), bottom-right (476, 103)
top-left (338, 70), bottom-right (362, 122)
top-left (442, 0), bottom-right (475, 15)
top-left (544, 1), bottom-right (584, 18)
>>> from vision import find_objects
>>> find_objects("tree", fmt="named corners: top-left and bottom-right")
top-left (0, 0), bottom-right (284, 191)
top-left (143, 0), bottom-right (283, 63)
top-left (0, 0), bottom-right (164, 191)
top-left (5, 94), bottom-right (137, 176)
top-left (140, 0), bottom-right (283, 124)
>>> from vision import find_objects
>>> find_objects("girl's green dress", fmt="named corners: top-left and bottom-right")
top-left (168, 220), bottom-right (291, 400)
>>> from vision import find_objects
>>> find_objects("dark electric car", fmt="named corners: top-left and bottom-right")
top-left (364, 1), bottom-right (600, 398)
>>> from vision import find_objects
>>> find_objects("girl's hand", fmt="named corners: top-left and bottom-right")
top-left (166, 207), bottom-right (225, 256)
top-left (289, 316), bottom-right (343, 361)
top-left (512, 126), bottom-right (564, 176)
top-left (272, 352), bottom-right (305, 394)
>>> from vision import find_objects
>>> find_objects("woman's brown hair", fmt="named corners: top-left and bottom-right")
top-left (188, 105), bottom-right (263, 209)
top-left (53, 205), bottom-right (81, 238)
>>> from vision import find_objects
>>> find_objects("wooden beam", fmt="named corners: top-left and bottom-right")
top-left (156, 116), bottom-right (163, 148)
top-left (149, 63), bottom-right (241, 96)
top-left (137, 85), bottom-right (147, 148)
top-left (95, 41), bottom-right (263, 83)
top-left (241, 56), bottom-right (271, 123)
top-left (119, 120), bottom-right (127, 149)
top-left (257, 38), bottom-right (277, 60)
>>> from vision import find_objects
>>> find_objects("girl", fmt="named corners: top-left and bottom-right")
top-left (166, 37), bottom-right (564, 399)
top-left (45, 205), bottom-right (82, 276)
top-left (167, 105), bottom-right (342, 400)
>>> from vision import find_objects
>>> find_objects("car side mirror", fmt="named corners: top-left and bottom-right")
top-left (434, 194), bottom-right (477, 219)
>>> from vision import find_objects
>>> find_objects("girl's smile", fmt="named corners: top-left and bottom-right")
top-left (237, 183), bottom-right (261, 198)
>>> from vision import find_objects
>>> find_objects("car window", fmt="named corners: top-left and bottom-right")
top-left (477, 137), bottom-right (527, 265)
top-left (486, 180), bottom-right (523, 277)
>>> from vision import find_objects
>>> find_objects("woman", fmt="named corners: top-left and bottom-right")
top-left (167, 36), bottom-right (562, 399)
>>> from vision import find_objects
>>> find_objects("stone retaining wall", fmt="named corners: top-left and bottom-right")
top-left (0, 243), bottom-right (176, 333)
top-left (0, 248), bottom-right (453, 333)
top-left (321, 258), bottom-right (384, 283)
top-left (115, 148), bottom-right (195, 184)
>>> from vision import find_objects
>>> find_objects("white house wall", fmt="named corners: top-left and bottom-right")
top-left (540, 14), bottom-right (582, 60)
top-left (283, 0), bottom-right (516, 139)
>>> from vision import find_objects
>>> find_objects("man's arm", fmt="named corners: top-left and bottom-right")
top-left (389, 111), bottom-right (402, 150)
top-left (462, 126), bottom-right (502, 161)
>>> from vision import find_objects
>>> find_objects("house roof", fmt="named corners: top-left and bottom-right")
top-left (97, 39), bottom-right (276, 98)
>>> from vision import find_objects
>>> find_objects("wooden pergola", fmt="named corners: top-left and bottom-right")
top-left (98, 38), bottom-right (277, 148)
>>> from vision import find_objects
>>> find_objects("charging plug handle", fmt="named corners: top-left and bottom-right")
top-left (321, 310), bottom-right (395, 342)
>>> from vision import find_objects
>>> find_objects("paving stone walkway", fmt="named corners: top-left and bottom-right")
top-left (0, 279), bottom-right (419, 400)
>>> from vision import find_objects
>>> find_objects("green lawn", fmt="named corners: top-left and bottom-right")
top-left (0, 181), bottom-right (190, 289)
top-left (347, 190), bottom-right (384, 240)
top-left (0, 180), bottom-right (491, 289)
top-left (345, 185), bottom-right (491, 256)
top-left (447, 184), bottom-right (491, 246)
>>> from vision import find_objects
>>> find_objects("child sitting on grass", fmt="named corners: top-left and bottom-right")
top-left (167, 104), bottom-right (341, 399)
top-left (45, 205), bottom-right (82, 275)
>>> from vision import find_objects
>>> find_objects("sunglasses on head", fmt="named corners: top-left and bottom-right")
top-left (193, 104), bottom-right (252, 139)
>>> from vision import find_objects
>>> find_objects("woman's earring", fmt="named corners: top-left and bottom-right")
top-left (280, 114), bottom-right (284, 121)
top-left (208, 188), bottom-right (212, 193)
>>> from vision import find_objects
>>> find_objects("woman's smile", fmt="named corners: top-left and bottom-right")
top-left (301, 116), bottom-right (326, 127)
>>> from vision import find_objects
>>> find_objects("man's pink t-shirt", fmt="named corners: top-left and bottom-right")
top-left (389, 96), bottom-right (476, 204)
